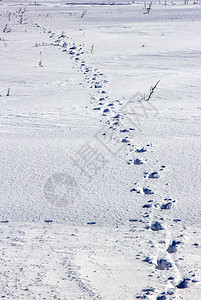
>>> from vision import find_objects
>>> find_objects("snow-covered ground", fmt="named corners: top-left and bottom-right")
top-left (0, 0), bottom-right (201, 299)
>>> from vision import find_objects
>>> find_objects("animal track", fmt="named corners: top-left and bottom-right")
top-left (156, 259), bottom-right (172, 270)
top-left (151, 221), bottom-right (164, 231)
top-left (167, 240), bottom-right (180, 254)
top-left (32, 21), bottom-right (192, 300)
top-left (148, 171), bottom-right (160, 179)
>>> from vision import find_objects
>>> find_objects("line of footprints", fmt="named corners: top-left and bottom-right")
top-left (32, 20), bottom-right (194, 300)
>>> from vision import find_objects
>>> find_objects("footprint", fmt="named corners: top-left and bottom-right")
top-left (151, 221), bottom-right (164, 231)
top-left (103, 108), bottom-right (110, 114)
top-left (148, 171), bottom-right (160, 179)
top-left (122, 138), bottom-right (130, 143)
top-left (176, 278), bottom-right (188, 289)
top-left (143, 203), bottom-right (152, 209)
top-left (156, 259), bottom-right (172, 270)
top-left (161, 202), bottom-right (172, 210)
top-left (134, 158), bottom-right (144, 165)
top-left (94, 83), bottom-right (102, 89)
top-left (130, 186), bottom-right (154, 195)
top-left (143, 187), bottom-right (154, 195)
top-left (136, 147), bottom-right (147, 153)
top-left (157, 296), bottom-right (167, 300)
top-left (167, 240), bottom-right (180, 253)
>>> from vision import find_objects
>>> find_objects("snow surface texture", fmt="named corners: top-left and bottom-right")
top-left (0, 0), bottom-right (201, 299)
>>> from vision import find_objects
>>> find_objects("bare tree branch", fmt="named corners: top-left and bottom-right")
top-left (145, 80), bottom-right (160, 101)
